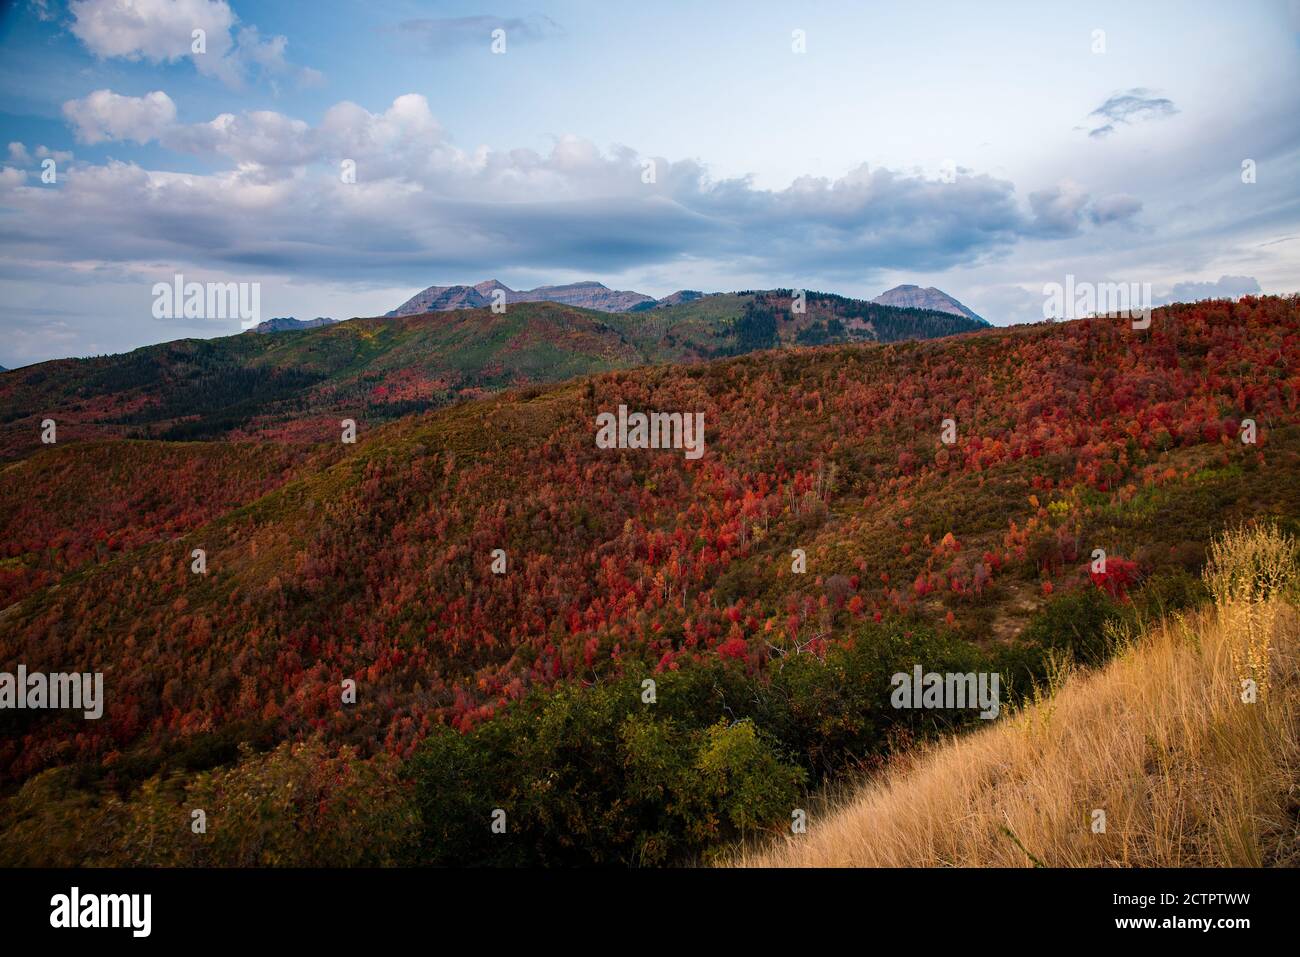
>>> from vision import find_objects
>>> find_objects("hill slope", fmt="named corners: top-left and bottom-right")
top-left (1, 295), bottom-right (1297, 813)
top-left (0, 293), bottom-right (982, 459)
top-left (735, 525), bottom-right (1300, 867)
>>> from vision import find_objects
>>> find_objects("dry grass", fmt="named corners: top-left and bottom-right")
top-left (731, 525), bottom-right (1300, 867)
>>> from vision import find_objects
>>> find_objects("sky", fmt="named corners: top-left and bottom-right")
top-left (0, 0), bottom-right (1298, 366)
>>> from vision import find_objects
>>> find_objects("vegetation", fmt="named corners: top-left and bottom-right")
top-left (0, 293), bottom-right (980, 460)
top-left (734, 525), bottom-right (1300, 867)
top-left (0, 295), bottom-right (1297, 865)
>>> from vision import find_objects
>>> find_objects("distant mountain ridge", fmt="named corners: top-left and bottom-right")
top-left (0, 289), bottom-right (989, 458)
top-left (871, 284), bottom-right (986, 323)
top-left (254, 317), bottom-right (337, 334)
top-left (387, 280), bottom-right (659, 316)
top-left (390, 280), bottom-right (986, 323)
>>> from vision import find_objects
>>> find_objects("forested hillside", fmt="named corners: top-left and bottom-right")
top-left (1, 295), bottom-right (1297, 865)
top-left (0, 293), bottom-right (980, 460)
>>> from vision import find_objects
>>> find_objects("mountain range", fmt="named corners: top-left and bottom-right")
top-left (385, 280), bottom-right (984, 323)
top-left (386, 279), bottom-right (660, 316)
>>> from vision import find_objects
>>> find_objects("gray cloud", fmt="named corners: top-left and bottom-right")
top-left (1088, 193), bottom-right (1143, 225)
top-left (1087, 88), bottom-right (1177, 138)
top-left (1164, 275), bottom-right (1262, 304)
top-left (2, 92), bottom-right (1143, 296)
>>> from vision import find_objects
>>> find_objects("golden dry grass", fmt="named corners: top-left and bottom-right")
top-left (732, 525), bottom-right (1300, 868)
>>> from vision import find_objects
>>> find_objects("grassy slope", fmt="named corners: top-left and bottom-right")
top-left (734, 527), bottom-right (1300, 867)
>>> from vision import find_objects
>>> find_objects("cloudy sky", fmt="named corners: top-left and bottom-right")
top-left (1, 0), bottom-right (1298, 366)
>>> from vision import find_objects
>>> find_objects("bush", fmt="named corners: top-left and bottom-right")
top-left (407, 677), bottom-right (805, 866)
top-left (407, 617), bottom-right (1000, 865)
top-left (1021, 587), bottom-right (1122, 666)
top-left (0, 740), bottom-right (415, 867)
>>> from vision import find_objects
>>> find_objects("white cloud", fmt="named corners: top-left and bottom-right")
top-left (62, 89), bottom-right (177, 145)
top-left (69, 0), bottom-right (235, 62)
top-left (68, 0), bottom-right (320, 89)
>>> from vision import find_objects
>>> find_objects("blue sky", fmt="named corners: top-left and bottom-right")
top-left (1, 0), bottom-right (1298, 365)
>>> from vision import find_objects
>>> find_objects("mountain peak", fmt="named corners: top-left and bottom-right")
top-left (870, 285), bottom-right (986, 324)
top-left (253, 316), bottom-right (337, 334)
top-left (388, 279), bottom-right (652, 316)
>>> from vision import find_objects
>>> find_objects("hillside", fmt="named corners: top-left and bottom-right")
top-left (1, 295), bottom-right (1298, 866)
top-left (0, 292), bottom-right (980, 460)
top-left (734, 525), bottom-right (1300, 867)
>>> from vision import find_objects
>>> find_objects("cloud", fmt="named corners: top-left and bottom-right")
top-left (164, 109), bottom-right (317, 166)
top-left (390, 15), bottom-right (562, 53)
top-left (1024, 184), bottom-right (1140, 236)
top-left (1165, 275), bottom-right (1262, 303)
top-left (62, 89), bottom-right (177, 144)
top-left (1026, 182), bottom-right (1091, 237)
top-left (6, 143), bottom-right (74, 171)
top-left (1088, 194), bottom-right (1143, 225)
top-left (1086, 88), bottom-right (1177, 138)
top-left (69, 0), bottom-right (235, 61)
top-left (2, 91), bottom-right (1137, 291)
top-left (68, 0), bottom-right (321, 90)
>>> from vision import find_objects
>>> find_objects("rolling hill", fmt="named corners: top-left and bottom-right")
top-left (1, 294), bottom-right (1297, 866)
top-left (0, 291), bottom-right (984, 460)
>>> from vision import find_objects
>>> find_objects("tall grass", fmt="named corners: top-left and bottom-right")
top-left (731, 524), bottom-right (1300, 867)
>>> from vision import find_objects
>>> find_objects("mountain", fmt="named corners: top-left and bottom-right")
top-left (0, 291), bottom-right (983, 459)
top-left (627, 289), bottom-right (706, 312)
top-left (387, 279), bottom-right (654, 316)
top-left (1, 294), bottom-right (1295, 866)
top-left (253, 316), bottom-right (337, 334)
top-left (387, 285), bottom-right (491, 314)
top-left (872, 284), bottom-right (986, 323)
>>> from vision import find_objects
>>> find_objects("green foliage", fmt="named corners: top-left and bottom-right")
top-left (406, 676), bottom-right (805, 866)
top-left (0, 740), bottom-right (414, 867)
top-left (1020, 587), bottom-right (1123, 666)
top-left (408, 617), bottom-right (1002, 865)
top-left (734, 301), bottom-right (779, 353)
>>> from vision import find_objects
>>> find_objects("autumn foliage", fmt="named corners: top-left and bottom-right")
top-left (1, 296), bottom-right (1299, 863)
